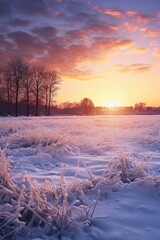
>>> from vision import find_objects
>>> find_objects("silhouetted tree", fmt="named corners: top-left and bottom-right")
top-left (43, 79), bottom-right (49, 116)
top-left (81, 98), bottom-right (94, 115)
top-left (0, 67), bottom-right (4, 100)
top-left (6, 56), bottom-right (28, 116)
top-left (2, 68), bottom-right (14, 115)
top-left (0, 56), bottom-right (62, 116)
top-left (31, 66), bottom-right (46, 116)
top-left (23, 69), bottom-right (33, 116)
top-left (46, 71), bottom-right (61, 116)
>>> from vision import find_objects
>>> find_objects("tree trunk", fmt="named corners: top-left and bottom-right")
top-left (48, 88), bottom-right (51, 116)
top-left (35, 87), bottom-right (39, 116)
top-left (45, 88), bottom-right (48, 116)
top-left (26, 86), bottom-right (29, 116)
top-left (15, 82), bottom-right (19, 117)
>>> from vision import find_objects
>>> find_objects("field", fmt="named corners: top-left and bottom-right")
top-left (0, 115), bottom-right (160, 240)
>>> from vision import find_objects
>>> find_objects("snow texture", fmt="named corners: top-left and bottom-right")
top-left (0, 115), bottom-right (160, 240)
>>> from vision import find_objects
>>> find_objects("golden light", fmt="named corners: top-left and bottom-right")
top-left (103, 97), bottom-right (121, 108)
top-left (106, 102), bottom-right (118, 108)
top-left (102, 95), bottom-right (126, 108)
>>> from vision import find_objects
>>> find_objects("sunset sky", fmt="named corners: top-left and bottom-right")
top-left (0, 0), bottom-right (160, 107)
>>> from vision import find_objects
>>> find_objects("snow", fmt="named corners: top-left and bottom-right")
top-left (0, 115), bottom-right (160, 240)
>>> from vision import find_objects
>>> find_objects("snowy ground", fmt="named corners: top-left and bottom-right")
top-left (0, 115), bottom-right (160, 240)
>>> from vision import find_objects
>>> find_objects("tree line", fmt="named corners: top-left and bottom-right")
top-left (58, 98), bottom-right (95, 115)
top-left (0, 56), bottom-right (61, 116)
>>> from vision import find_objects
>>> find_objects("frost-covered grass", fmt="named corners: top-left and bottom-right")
top-left (1, 149), bottom-right (159, 240)
top-left (0, 115), bottom-right (160, 240)
top-left (0, 151), bottom-right (91, 239)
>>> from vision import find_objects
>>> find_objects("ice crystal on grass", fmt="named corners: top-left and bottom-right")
top-left (0, 153), bottom-right (93, 239)
top-left (105, 152), bottom-right (149, 183)
top-left (0, 144), bottom-right (160, 240)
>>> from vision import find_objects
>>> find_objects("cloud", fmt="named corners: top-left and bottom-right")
top-left (140, 28), bottom-right (160, 37)
top-left (104, 8), bottom-right (123, 18)
top-left (65, 23), bottom-right (119, 43)
top-left (92, 38), bottom-right (135, 52)
top-left (94, 7), bottom-right (154, 23)
top-left (9, 18), bottom-right (31, 27)
top-left (29, 36), bottom-right (134, 80)
top-left (150, 40), bottom-right (159, 46)
top-left (127, 10), bottom-right (154, 23)
top-left (0, 0), bottom-right (12, 17)
top-left (157, 11), bottom-right (160, 18)
top-left (0, 6), bottom-right (135, 79)
top-left (0, 0), bottom-right (157, 81)
top-left (93, 6), bottom-right (123, 18)
top-left (116, 63), bottom-right (151, 73)
top-left (7, 31), bottom-right (46, 59)
top-left (45, 37), bottom-right (135, 79)
top-left (123, 22), bottom-right (139, 32)
top-left (126, 47), bottom-right (148, 55)
top-left (0, 34), bottom-right (14, 52)
top-left (153, 49), bottom-right (160, 58)
top-left (11, 0), bottom-right (50, 16)
top-left (31, 26), bottom-right (57, 40)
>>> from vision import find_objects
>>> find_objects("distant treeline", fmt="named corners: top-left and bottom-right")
top-left (1, 56), bottom-right (160, 116)
top-left (0, 56), bottom-right (61, 116)
top-left (57, 103), bottom-right (160, 115)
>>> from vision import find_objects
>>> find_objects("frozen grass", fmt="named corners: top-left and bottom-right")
top-left (0, 148), bottom-right (160, 239)
top-left (1, 116), bottom-right (160, 239)
top-left (0, 152), bottom-right (97, 239)
top-left (0, 117), bottom-right (115, 156)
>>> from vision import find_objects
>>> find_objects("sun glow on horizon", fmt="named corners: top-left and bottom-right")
top-left (102, 96), bottom-right (125, 108)
top-left (106, 102), bottom-right (118, 108)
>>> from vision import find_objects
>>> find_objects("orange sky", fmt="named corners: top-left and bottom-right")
top-left (57, 44), bottom-right (160, 107)
top-left (54, 1), bottom-right (160, 107)
top-left (0, 0), bottom-right (160, 107)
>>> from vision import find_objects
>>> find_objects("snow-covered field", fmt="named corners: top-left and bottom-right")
top-left (0, 115), bottom-right (160, 240)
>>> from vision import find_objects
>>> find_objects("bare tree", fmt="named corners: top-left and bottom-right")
top-left (6, 56), bottom-right (28, 116)
top-left (45, 71), bottom-right (61, 116)
top-left (23, 69), bottom-right (33, 116)
top-left (43, 78), bottom-right (49, 116)
top-left (1, 68), bottom-right (14, 115)
top-left (31, 66), bottom-right (45, 116)
top-left (0, 58), bottom-right (62, 116)
top-left (0, 67), bottom-right (4, 100)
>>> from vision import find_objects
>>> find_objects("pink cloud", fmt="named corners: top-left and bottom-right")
top-left (65, 23), bottom-right (119, 43)
top-left (104, 8), bottom-right (123, 18)
top-left (93, 6), bottom-right (123, 18)
top-left (42, 38), bottom-right (135, 79)
top-left (157, 11), bottom-right (160, 18)
top-left (123, 22), bottom-right (139, 32)
top-left (150, 40), bottom-right (159, 46)
top-left (127, 10), bottom-right (154, 23)
top-left (153, 48), bottom-right (160, 57)
top-left (140, 28), bottom-right (160, 37)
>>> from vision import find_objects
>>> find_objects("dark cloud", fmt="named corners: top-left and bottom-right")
top-left (11, 0), bottom-right (50, 16)
top-left (31, 26), bottom-right (57, 40)
top-left (0, 0), bottom-right (12, 17)
top-left (7, 31), bottom-right (46, 59)
top-left (0, 0), bottom-right (157, 80)
top-left (0, 34), bottom-right (14, 51)
top-left (9, 18), bottom-right (31, 27)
